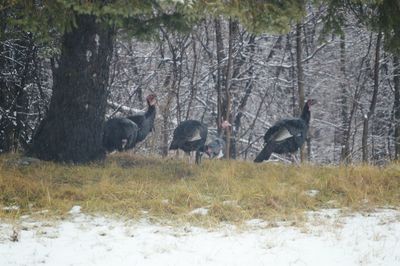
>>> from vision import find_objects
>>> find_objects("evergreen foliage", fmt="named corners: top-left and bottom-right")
top-left (192, 0), bottom-right (306, 34)
top-left (323, 0), bottom-right (400, 53)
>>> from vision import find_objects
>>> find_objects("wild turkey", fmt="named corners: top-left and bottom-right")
top-left (205, 138), bottom-right (226, 159)
top-left (126, 94), bottom-right (157, 148)
top-left (103, 117), bottom-right (139, 152)
top-left (169, 120), bottom-right (208, 164)
top-left (204, 120), bottom-right (231, 159)
top-left (254, 99), bottom-right (317, 163)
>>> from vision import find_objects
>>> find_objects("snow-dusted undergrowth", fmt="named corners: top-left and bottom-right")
top-left (1, 207), bottom-right (399, 266)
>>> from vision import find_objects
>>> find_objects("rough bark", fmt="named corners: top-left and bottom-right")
top-left (30, 15), bottom-right (115, 163)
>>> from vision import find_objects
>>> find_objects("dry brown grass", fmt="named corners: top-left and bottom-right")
top-left (1, 153), bottom-right (399, 225)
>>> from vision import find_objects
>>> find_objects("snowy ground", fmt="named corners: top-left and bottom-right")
top-left (1, 207), bottom-right (400, 266)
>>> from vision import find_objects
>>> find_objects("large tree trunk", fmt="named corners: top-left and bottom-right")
top-left (30, 15), bottom-right (115, 163)
top-left (362, 32), bottom-right (382, 163)
top-left (394, 55), bottom-right (400, 159)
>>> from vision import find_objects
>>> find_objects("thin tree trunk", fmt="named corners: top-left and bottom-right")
top-left (161, 76), bottom-right (173, 158)
top-left (186, 34), bottom-right (198, 120)
top-left (234, 35), bottom-right (256, 157)
top-left (159, 43), bottom-right (173, 157)
top-left (31, 15), bottom-right (115, 163)
top-left (223, 19), bottom-right (237, 159)
top-left (394, 55), bottom-right (400, 159)
top-left (296, 23), bottom-right (306, 161)
top-left (339, 33), bottom-right (351, 163)
top-left (362, 32), bottom-right (382, 163)
top-left (342, 33), bottom-right (374, 163)
top-left (214, 18), bottom-right (224, 135)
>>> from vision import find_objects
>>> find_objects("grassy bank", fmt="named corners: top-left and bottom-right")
top-left (1, 153), bottom-right (399, 225)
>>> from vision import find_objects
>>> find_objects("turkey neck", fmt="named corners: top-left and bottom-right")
top-left (145, 104), bottom-right (156, 119)
top-left (300, 103), bottom-right (311, 125)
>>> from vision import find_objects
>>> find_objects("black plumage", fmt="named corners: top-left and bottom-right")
top-left (254, 99), bottom-right (317, 163)
top-left (169, 120), bottom-right (208, 164)
top-left (103, 117), bottom-right (139, 152)
top-left (126, 94), bottom-right (157, 148)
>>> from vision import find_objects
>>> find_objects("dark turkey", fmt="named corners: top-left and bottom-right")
top-left (126, 94), bottom-right (157, 148)
top-left (169, 120), bottom-right (208, 164)
top-left (103, 117), bottom-right (139, 152)
top-left (254, 99), bottom-right (317, 163)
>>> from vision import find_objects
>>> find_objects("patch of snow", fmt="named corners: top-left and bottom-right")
top-left (2, 205), bottom-right (20, 211)
top-left (68, 206), bottom-right (81, 215)
top-left (0, 209), bottom-right (400, 265)
top-left (245, 219), bottom-right (269, 228)
top-left (35, 210), bottom-right (49, 214)
top-left (222, 200), bottom-right (239, 207)
top-left (161, 199), bottom-right (169, 205)
top-left (189, 208), bottom-right (209, 216)
top-left (305, 189), bottom-right (320, 197)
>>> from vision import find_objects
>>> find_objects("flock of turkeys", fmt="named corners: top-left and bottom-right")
top-left (103, 94), bottom-right (317, 164)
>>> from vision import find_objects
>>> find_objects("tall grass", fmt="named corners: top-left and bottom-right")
top-left (1, 153), bottom-right (399, 225)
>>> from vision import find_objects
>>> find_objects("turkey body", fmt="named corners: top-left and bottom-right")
top-left (169, 120), bottom-right (208, 164)
top-left (254, 99), bottom-right (316, 162)
top-left (126, 94), bottom-right (156, 148)
top-left (103, 117), bottom-right (139, 152)
top-left (127, 106), bottom-right (155, 145)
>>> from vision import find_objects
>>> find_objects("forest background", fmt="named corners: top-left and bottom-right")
top-left (1, 0), bottom-right (400, 165)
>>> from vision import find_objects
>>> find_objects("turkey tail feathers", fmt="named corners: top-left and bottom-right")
top-left (254, 144), bottom-right (273, 163)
